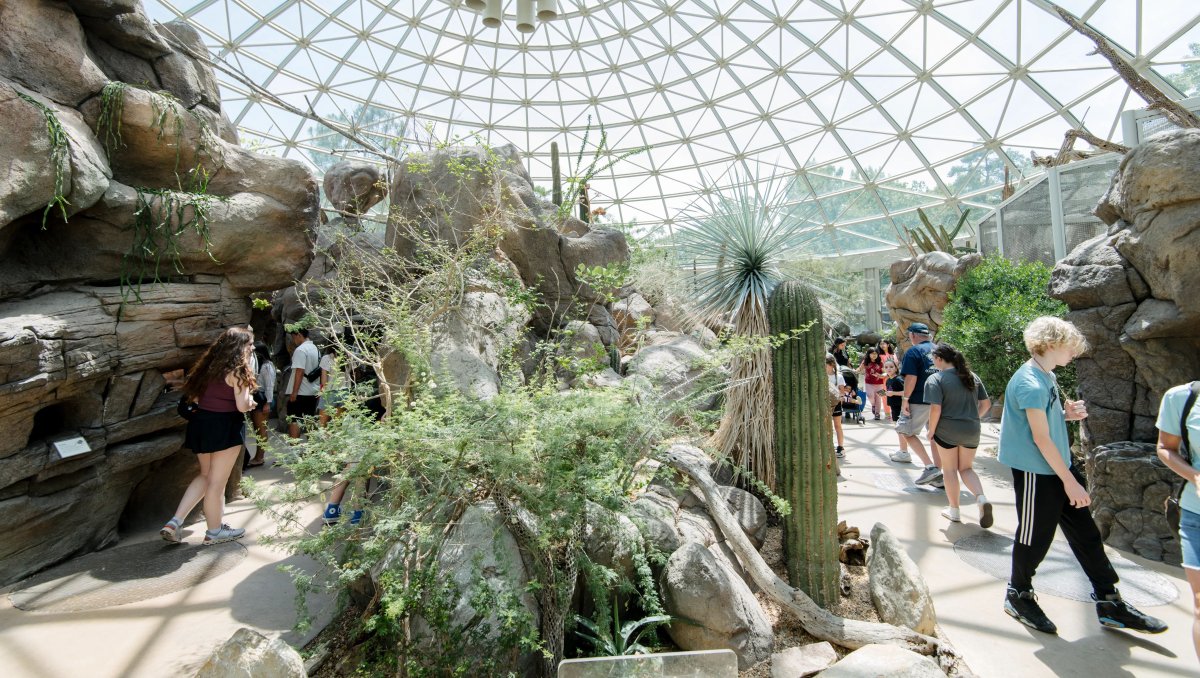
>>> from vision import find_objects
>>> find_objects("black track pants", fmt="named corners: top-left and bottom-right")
top-left (1009, 466), bottom-right (1119, 595)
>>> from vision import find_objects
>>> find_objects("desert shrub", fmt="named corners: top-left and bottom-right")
top-left (939, 254), bottom-right (1076, 399)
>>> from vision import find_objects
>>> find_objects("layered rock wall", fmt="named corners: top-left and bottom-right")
top-left (1050, 129), bottom-right (1200, 449)
top-left (884, 251), bottom-right (980, 350)
top-left (0, 1), bottom-right (317, 585)
top-left (1049, 129), bottom-right (1200, 562)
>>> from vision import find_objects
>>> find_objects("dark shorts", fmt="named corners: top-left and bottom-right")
top-left (288, 395), bottom-right (319, 420)
top-left (933, 433), bottom-right (977, 450)
top-left (185, 410), bottom-right (246, 453)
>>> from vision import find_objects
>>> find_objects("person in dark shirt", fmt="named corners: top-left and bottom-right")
top-left (896, 323), bottom-right (941, 487)
top-left (884, 359), bottom-right (909, 461)
top-left (831, 337), bottom-right (850, 367)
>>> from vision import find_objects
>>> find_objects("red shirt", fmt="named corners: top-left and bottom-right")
top-left (863, 361), bottom-right (885, 385)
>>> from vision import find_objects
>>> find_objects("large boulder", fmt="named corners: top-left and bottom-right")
top-left (153, 20), bottom-right (221, 110)
top-left (1, 182), bottom-right (314, 296)
top-left (0, 80), bottom-right (111, 233)
top-left (625, 332), bottom-right (718, 409)
top-left (431, 289), bottom-right (531, 400)
top-left (820, 644), bottom-right (943, 678)
top-left (194, 627), bottom-right (306, 678)
top-left (0, 1), bottom-right (108, 107)
top-left (884, 251), bottom-right (981, 348)
top-left (867, 523), bottom-right (936, 636)
top-left (661, 541), bottom-right (773, 670)
top-left (384, 144), bottom-right (629, 330)
top-left (322, 161), bottom-right (387, 222)
top-left (378, 501), bottom-right (541, 676)
top-left (1088, 441), bottom-right (1182, 565)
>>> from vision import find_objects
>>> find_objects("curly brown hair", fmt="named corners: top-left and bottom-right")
top-left (183, 327), bottom-right (257, 401)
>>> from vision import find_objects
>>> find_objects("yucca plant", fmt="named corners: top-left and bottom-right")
top-left (675, 169), bottom-right (817, 489)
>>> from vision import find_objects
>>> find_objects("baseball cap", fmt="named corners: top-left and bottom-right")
top-left (906, 322), bottom-right (930, 334)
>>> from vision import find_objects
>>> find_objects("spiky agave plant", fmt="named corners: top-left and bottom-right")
top-left (675, 169), bottom-right (814, 489)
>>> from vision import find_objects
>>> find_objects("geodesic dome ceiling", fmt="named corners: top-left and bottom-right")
top-left (144, 1), bottom-right (1200, 255)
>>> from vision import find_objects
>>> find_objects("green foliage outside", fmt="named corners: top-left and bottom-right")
top-left (938, 255), bottom-right (1076, 401)
top-left (1166, 43), bottom-right (1200, 97)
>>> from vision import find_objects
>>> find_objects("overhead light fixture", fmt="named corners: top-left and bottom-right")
top-left (474, 0), bottom-right (558, 31)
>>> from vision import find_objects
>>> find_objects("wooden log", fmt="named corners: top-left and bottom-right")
top-left (663, 444), bottom-right (976, 677)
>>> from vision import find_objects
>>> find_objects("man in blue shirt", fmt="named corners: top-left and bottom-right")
top-left (893, 322), bottom-right (942, 486)
top-left (999, 317), bottom-right (1165, 636)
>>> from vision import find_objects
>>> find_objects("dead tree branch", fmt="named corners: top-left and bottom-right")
top-left (155, 24), bottom-right (407, 166)
top-left (664, 444), bottom-right (975, 677)
top-left (1053, 6), bottom-right (1200, 129)
top-left (1032, 128), bottom-right (1131, 167)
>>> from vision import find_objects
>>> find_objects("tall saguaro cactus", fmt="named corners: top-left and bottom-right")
top-left (550, 141), bottom-right (562, 206)
top-left (769, 280), bottom-right (839, 607)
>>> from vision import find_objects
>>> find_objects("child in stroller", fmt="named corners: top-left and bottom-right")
top-left (840, 366), bottom-right (866, 425)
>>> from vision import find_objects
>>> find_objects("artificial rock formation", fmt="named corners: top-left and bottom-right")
top-left (1048, 128), bottom-right (1200, 562)
top-left (385, 144), bottom-right (630, 332)
top-left (885, 251), bottom-right (981, 346)
top-left (1089, 442), bottom-right (1183, 565)
top-left (0, 1), bottom-right (317, 585)
top-left (322, 160), bottom-right (387, 224)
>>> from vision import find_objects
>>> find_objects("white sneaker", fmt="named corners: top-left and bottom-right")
top-left (941, 506), bottom-right (961, 522)
top-left (890, 450), bottom-right (912, 463)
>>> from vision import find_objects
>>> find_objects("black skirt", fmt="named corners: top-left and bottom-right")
top-left (185, 409), bottom-right (246, 453)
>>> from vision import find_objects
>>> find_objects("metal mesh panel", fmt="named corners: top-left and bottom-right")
top-left (977, 213), bottom-right (999, 256)
top-left (1000, 180), bottom-right (1055, 265)
top-left (1060, 156), bottom-right (1121, 253)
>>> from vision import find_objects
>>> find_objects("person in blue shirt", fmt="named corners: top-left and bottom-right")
top-left (895, 323), bottom-right (942, 486)
top-left (1156, 381), bottom-right (1200, 662)
top-left (999, 317), bottom-right (1166, 636)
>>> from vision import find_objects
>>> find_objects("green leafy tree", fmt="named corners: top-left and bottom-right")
top-left (938, 255), bottom-right (1076, 400)
top-left (1166, 43), bottom-right (1200, 97)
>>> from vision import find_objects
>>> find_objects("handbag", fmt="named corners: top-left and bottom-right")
top-left (176, 397), bottom-right (199, 421)
top-left (1165, 381), bottom-right (1200, 530)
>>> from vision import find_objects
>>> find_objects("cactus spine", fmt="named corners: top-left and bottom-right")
top-left (551, 141), bottom-right (562, 206)
top-left (769, 280), bottom-right (839, 607)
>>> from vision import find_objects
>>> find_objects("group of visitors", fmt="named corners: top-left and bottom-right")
top-left (865, 317), bottom-right (1176, 641)
top-left (159, 325), bottom-right (365, 546)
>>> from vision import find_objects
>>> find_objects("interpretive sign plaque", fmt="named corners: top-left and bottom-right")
top-left (51, 436), bottom-right (91, 460)
top-left (557, 649), bottom-right (737, 678)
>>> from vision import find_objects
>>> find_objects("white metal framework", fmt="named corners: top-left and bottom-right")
top-left (144, 0), bottom-right (1200, 255)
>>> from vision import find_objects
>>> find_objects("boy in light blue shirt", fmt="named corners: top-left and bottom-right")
top-left (998, 317), bottom-right (1166, 636)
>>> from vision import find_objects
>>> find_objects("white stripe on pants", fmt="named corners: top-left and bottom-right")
top-left (1019, 470), bottom-right (1036, 546)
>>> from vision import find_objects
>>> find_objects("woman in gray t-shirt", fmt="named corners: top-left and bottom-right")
top-left (925, 343), bottom-right (993, 526)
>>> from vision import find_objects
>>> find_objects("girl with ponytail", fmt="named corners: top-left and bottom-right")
top-left (925, 343), bottom-right (994, 526)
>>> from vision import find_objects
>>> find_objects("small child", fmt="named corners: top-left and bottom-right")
top-left (999, 317), bottom-right (1166, 636)
top-left (883, 360), bottom-right (909, 462)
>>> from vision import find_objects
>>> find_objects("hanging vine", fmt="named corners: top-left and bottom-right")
top-left (16, 91), bottom-right (71, 228)
top-left (97, 81), bottom-right (129, 156)
top-left (120, 187), bottom-right (224, 308)
top-left (96, 80), bottom-right (218, 192)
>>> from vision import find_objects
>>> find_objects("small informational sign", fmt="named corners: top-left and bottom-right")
top-left (51, 436), bottom-right (91, 460)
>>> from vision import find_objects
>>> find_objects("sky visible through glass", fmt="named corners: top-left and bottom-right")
top-left (144, 0), bottom-right (1200, 256)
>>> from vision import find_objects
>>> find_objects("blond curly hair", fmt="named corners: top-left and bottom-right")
top-left (1023, 316), bottom-right (1088, 357)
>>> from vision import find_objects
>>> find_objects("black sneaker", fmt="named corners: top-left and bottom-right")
top-left (1004, 586), bottom-right (1057, 634)
top-left (1094, 593), bottom-right (1168, 634)
top-left (835, 446), bottom-right (845, 458)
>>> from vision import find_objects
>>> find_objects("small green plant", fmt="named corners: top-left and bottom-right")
top-left (572, 598), bottom-right (671, 657)
top-left (574, 262), bottom-right (629, 304)
top-left (15, 91), bottom-right (71, 229)
top-left (903, 207), bottom-right (975, 255)
top-left (251, 297), bottom-right (272, 310)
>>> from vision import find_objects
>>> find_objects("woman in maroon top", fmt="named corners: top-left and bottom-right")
top-left (160, 327), bottom-right (256, 545)
top-left (860, 347), bottom-right (886, 420)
